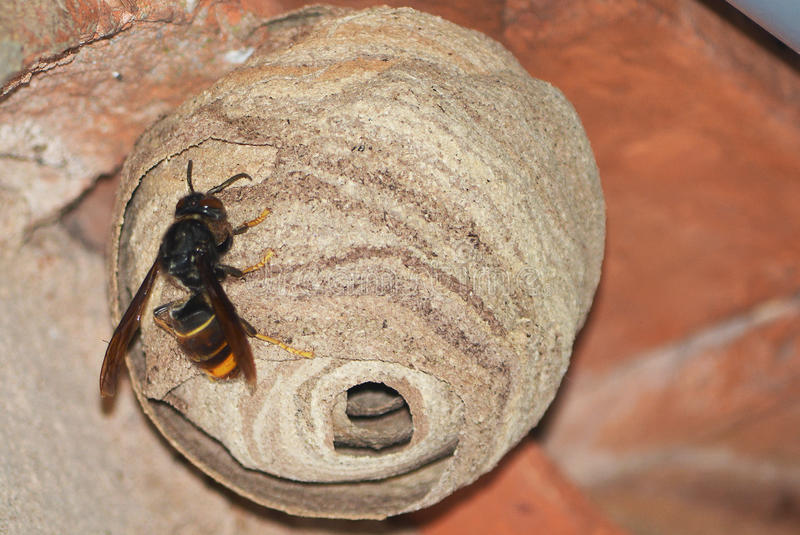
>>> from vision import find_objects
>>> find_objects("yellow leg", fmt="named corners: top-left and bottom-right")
top-left (254, 333), bottom-right (314, 358)
top-left (241, 249), bottom-right (274, 275)
top-left (234, 207), bottom-right (271, 234)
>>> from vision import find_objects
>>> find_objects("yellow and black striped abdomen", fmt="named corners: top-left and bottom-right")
top-left (153, 294), bottom-right (240, 380)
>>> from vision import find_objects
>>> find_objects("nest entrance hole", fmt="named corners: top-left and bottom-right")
top-left (333, 382), bottom-right (413, 455)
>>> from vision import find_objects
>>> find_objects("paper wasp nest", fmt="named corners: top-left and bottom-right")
top-left (109, 6), bottom-right (604, 519)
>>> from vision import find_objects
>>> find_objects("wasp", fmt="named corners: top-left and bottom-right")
top-left (99, 160), bottom-right (312, 398)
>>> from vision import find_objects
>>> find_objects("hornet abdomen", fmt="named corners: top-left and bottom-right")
top-left (153, 293), bottom-right (239, 380)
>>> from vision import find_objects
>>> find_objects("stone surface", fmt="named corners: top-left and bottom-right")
top-left (109, 5), bottom-right (604, 518)
top-left (499, 1), bottom-right (800, 533)
top-left (593, 461), bottom-right (800, 535)
top-left (415, 439), bottom-right (626, 535)
top-left (543, 294), bottom-right (800, 535)
top-left (503, 0), bottom-right (800, 371)
top-left (545, 296), bottom-right (800, 479)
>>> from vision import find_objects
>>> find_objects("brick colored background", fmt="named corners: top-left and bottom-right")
top-left (2, 1), bottom-right (798, 534)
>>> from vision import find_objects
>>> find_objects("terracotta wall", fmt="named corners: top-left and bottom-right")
top-left (502, 1), bottom-right (800, 534)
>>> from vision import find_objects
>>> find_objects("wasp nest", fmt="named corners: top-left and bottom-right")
top-left (109, 5), bottom-right (604, 519)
